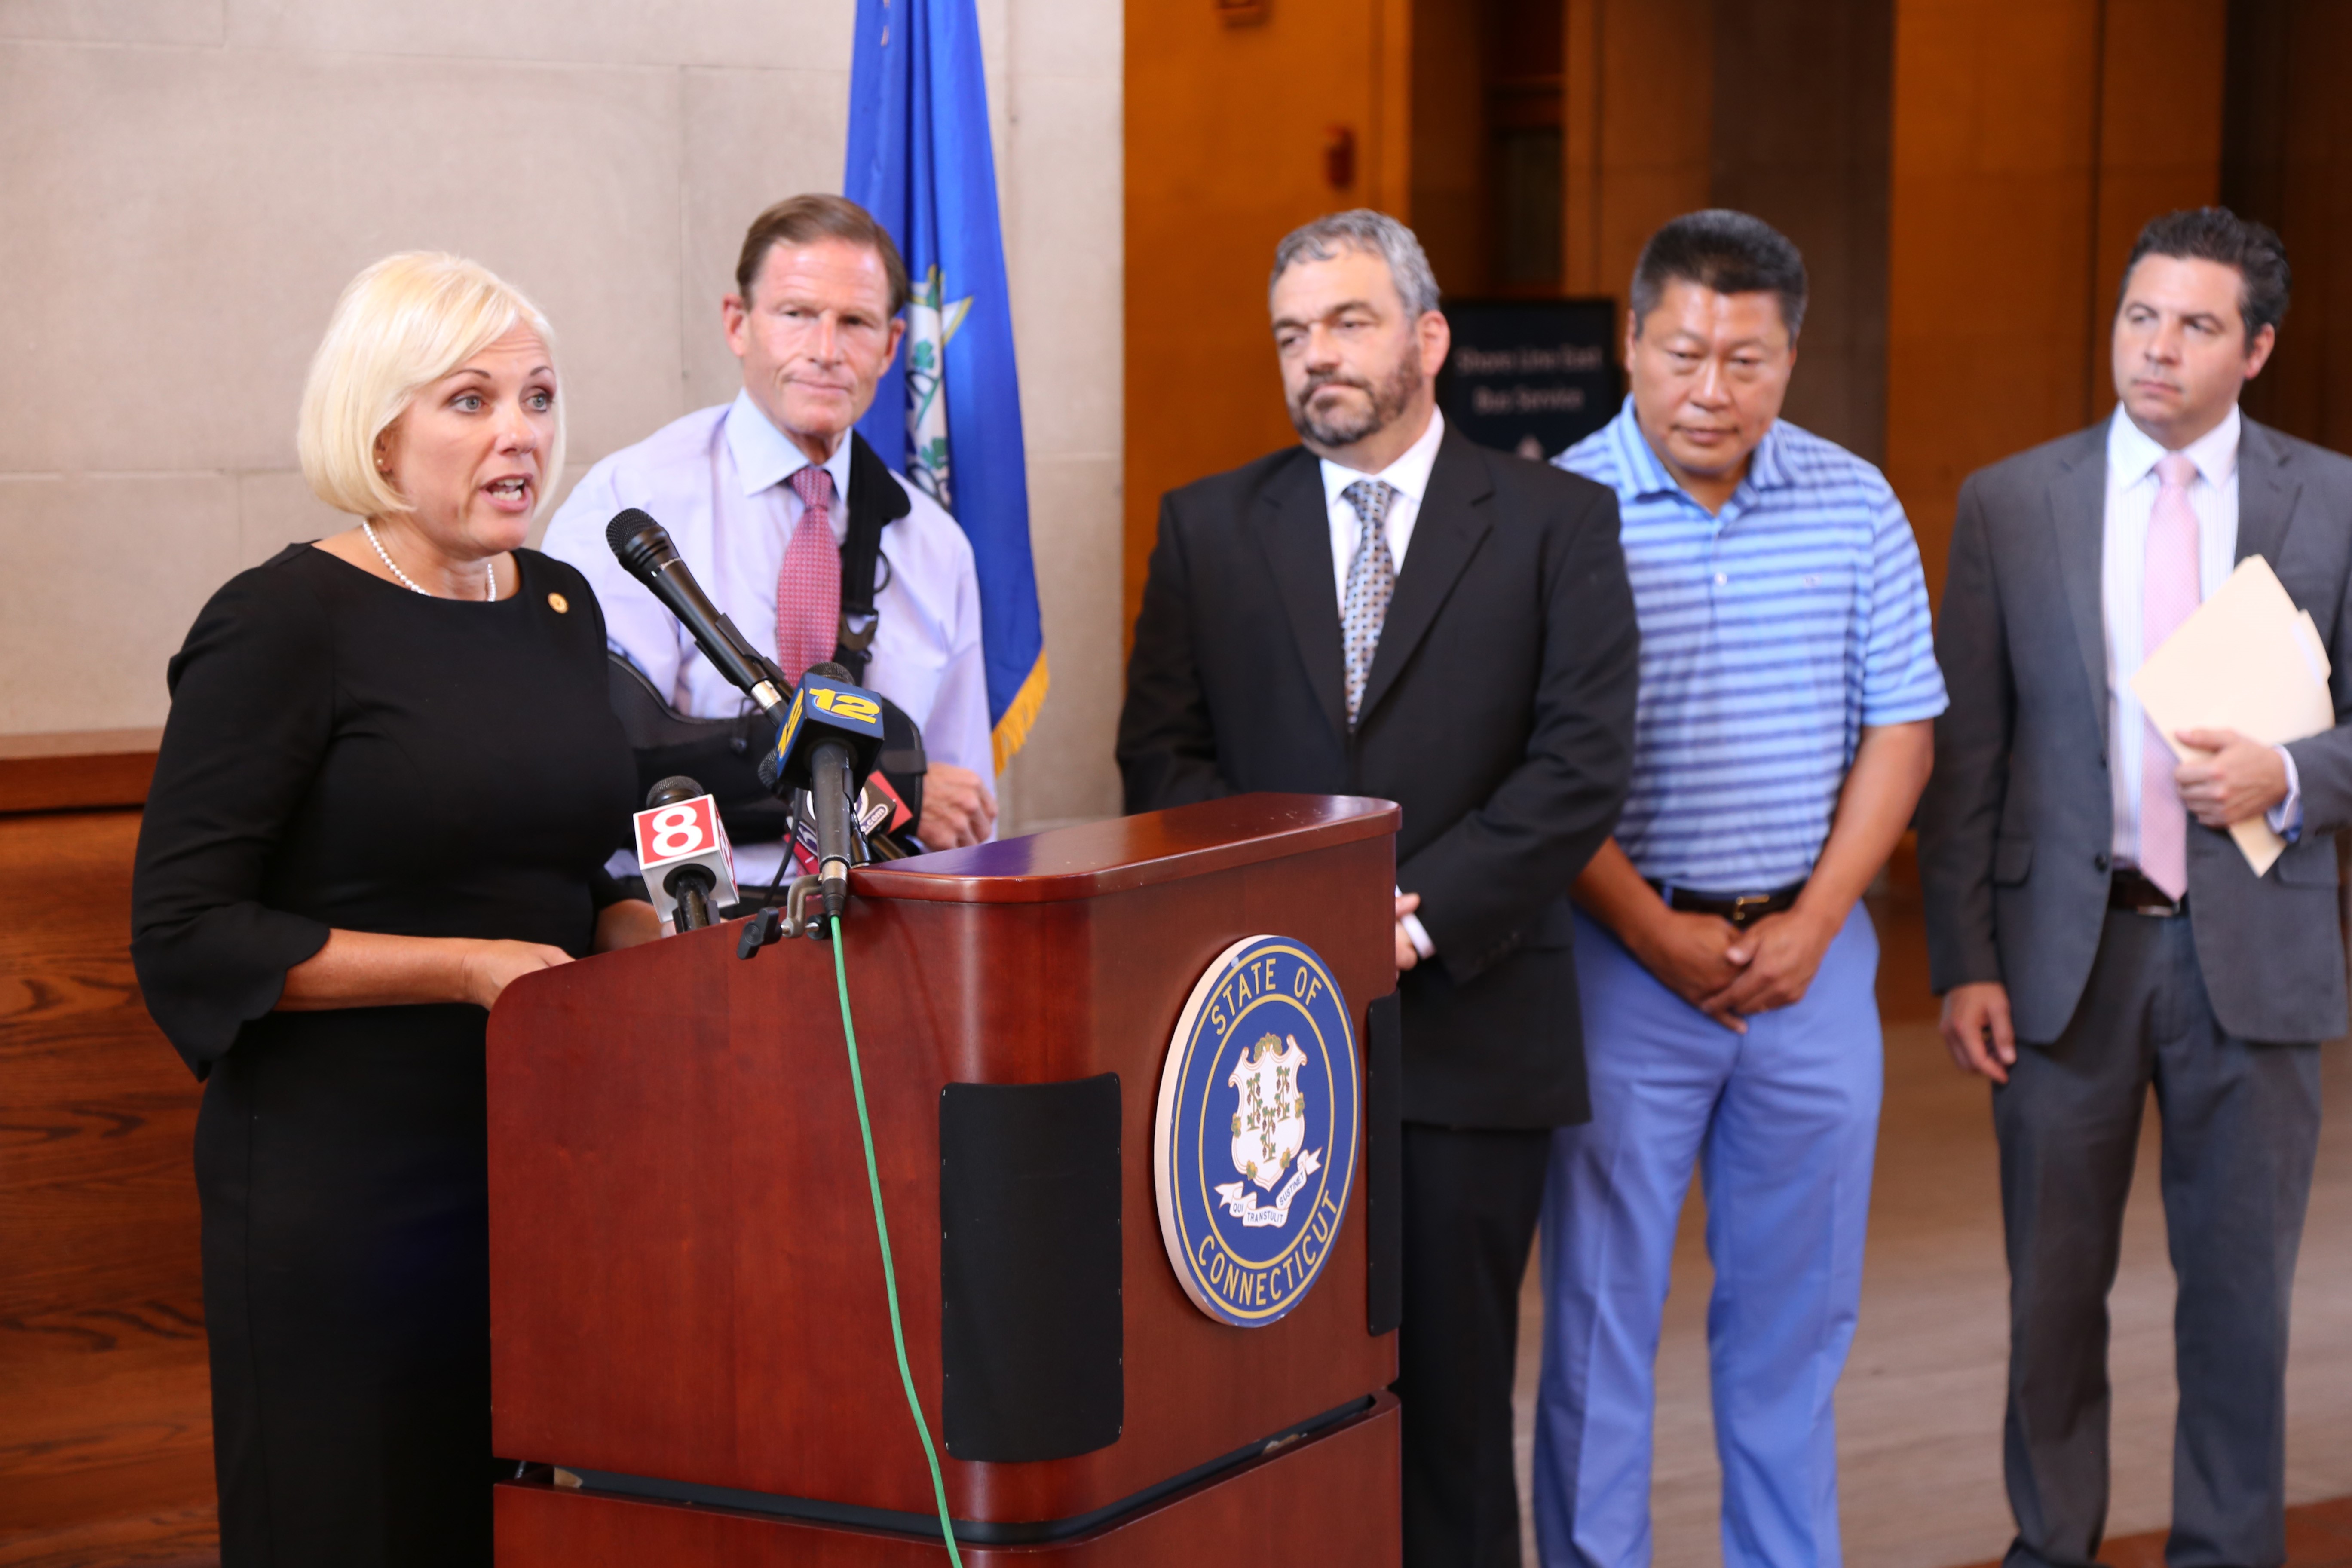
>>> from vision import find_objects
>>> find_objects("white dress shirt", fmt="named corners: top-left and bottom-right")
top-left (1320, 406), bottom-right (1446, 957)
top-left (1319, 405), bottom-right (1446, 612)
top-left (2101, 403), bottom-right (2299, 866)
top-left (543, 392), bottom-right (993, 885)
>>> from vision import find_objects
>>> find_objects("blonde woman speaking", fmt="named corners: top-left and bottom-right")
top-left (131, 253), bottom-right (659, 1565)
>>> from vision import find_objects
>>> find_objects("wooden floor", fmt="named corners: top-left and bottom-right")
top-left (1511, 872), bottom-right (2352, 1565)
top-left (0, 809), bottom-right (217, 1568)
top-left (1987, 1494), bottom-right (2352, 1568)
top-left (1942, 1495), bottom-right (2352, 1568)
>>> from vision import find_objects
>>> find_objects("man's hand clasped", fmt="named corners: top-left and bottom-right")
top-left (1706, 905), bottom-right (1840, 1025)
top-left (1635, 903), bottom-right (1839, 1034)
top-left (1629, 910), bottom-right (1746, 1026)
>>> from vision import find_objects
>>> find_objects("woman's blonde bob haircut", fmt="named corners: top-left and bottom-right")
top-left (297, 252), bottom-right (564, 521)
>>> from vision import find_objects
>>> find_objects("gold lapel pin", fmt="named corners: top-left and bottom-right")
top-left (548, 591), bottom-right (570, 614)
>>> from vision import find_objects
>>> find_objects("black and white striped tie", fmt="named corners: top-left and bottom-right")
top-left (1341, 479), bottom-right (1397, 728)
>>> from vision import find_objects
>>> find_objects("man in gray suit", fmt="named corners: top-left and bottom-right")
top-left (1920, 206), bottom-right (2349, 1568)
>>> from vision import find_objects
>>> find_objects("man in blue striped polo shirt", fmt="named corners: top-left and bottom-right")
top-left (1536, 211), bottom-right (1945, 1567)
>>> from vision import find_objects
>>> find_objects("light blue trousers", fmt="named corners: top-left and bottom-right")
top-left (1535, 904), bottom-right (1883, 1568)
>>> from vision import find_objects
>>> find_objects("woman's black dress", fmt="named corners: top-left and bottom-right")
top-left (130, 545), bottom-right (638, 1568)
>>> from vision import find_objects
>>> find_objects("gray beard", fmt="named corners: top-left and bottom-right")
top-left (1289, 354), bottom-right (1424, 449)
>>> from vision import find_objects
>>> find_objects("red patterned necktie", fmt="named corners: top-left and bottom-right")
top-left (775, 466), bottom-right (842, 687)
top-left (2139, 452), bottom-right (2201, 900)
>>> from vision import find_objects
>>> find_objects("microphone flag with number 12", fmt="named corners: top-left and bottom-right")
top-left (845, 0), bottom-right (1047, 773)
top-left (633, 793), bottom-right (741, 931)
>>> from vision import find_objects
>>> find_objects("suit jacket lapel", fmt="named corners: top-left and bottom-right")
top-left (2235, 418), bottom-right (2302, 570)
top-left (1254, 451), bottom-right (1349, 741)
top-left (1357, 430), bottom-right (1493, 727)
top-left (2047, 426), bottom-right (2110, 747)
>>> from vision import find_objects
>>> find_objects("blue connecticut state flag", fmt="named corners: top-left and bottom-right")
top-left (846, 0), bottom-right (1046, 774)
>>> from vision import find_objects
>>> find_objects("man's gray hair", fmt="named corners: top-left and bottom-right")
top-left (1269, 210), bottom-right (1442, 318)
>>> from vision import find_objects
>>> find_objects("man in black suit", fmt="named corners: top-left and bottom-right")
top-left (1118, 209), bottom-right (1639, 1567)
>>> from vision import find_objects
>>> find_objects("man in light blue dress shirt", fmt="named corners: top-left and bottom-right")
top-left (1541, 211), bottom-right (1944, 1568)
top-left (545, 195), bottom-right (995, 882)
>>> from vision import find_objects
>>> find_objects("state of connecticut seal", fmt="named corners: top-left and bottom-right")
top-left (1153, 935), bottom-right (1360, 1327)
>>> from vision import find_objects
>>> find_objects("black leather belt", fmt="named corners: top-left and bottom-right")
top-left (1645, 879), bottom-right (1807, 929)
top-left (2110, 868), bottom-right (2187, 917)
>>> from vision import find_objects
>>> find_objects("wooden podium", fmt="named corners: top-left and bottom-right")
top-left (486, 794), bottom-right (1404, 1563)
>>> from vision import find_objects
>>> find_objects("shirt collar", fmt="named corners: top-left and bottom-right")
top-left (2107, 400), bottom-right (2241, 490)
top-left (1603, 398), bottom-right (1675, 501)
top-left (1319, 407), bottom-right (1447, 508)
top-left (1602, 396), bottom-right (1788, 505)
top-left (724, 389), bottom-right (857, 501)
top-left (1744, 419), bottom-right (1791, 491)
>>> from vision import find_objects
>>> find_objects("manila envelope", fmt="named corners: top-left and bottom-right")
top-left (2132, 555), bottom-right (2334, 876)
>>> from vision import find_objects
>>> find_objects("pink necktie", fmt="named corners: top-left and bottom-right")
top-left (2139, 452), bottom-right (2201, 900)
top-left (775, 466), bottom-right (842, 687)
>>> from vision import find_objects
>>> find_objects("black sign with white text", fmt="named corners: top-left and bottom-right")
top-left (1436, 298), bottom-right (1619, 462)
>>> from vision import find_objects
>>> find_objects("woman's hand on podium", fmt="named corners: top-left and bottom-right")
top-left (594, 898), bottom-right (663, 953)
top-left (457, 940), bottom-right (575, 1008)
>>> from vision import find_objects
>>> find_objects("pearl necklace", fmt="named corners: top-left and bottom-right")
top-left (362, 519), bottom-right (495, 601)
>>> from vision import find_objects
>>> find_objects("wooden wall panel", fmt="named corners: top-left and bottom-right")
top-left (1122, 0), bottom-right (1414, 649)
top-left (2282, 0), bottom-right (2352, 449)
top-left (1888, 0), bottom-right (2106, 602)
top-left (1408, 0), bottom-right (1485, 297)
top-left (2090, 0), bottom-right (2229, 425)
top-left (1888, 0), bottom-right (2226, 602)
top-left (1565, 1), bottom-right (1899, 461)
top-left (1559, 0), bottom-right (1715, 319)
top-left (0, 809), bottom-right (215, 1562)
top-left (2223, 0), bottom-right (2352, 453)
top-left (1712, 0), bottom-right (1895, 463)
top-left (0, 731), bottom-right (160, 817)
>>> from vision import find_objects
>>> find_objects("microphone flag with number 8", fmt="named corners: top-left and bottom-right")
top-left (633, 791), bottom-right (741, 931)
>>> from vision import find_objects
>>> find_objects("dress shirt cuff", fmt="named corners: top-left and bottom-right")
top-left (1401, 913), bottom-right (1436, 960)
top-left (2268, 745), bottom-right (2304, 842)
top-left (1394, 885), bottom-right (1436, 959)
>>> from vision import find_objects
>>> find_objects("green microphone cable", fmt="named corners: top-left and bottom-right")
top-left (829, 918), bottom-right (965, 1565)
